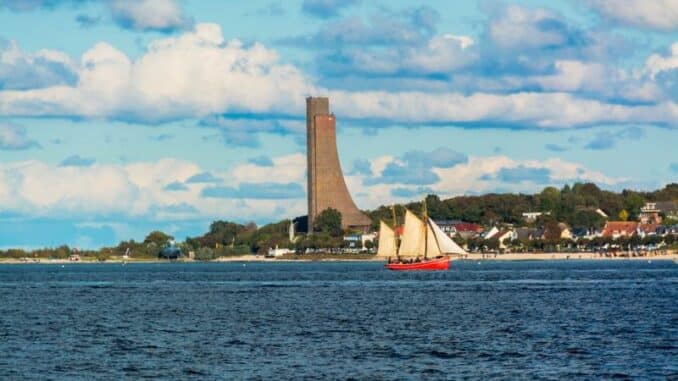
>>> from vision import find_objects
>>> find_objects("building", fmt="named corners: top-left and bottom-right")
top-left (484, 226), bottom-right (499, 239)
top-left (522, 211), bottom-right (550, 222)
top-left (640, 202), bottom-right (662, 224)
top-left (343, 233), bottom-right (376, 250)
top-left (433, 220), bottom-right (462, 234)
top-left (601, 221), bottom-right (639, 239)
top-left (640, 201), bottom-right (677, 224)
top-left (637, 224), bottom-right (659, 237)
top-left (267, 246), bottom-right (294, 257)
top-left (306, 97), bottom-right (371, 231)
top-left (433, 220), bottom-right (483, 239)
top-left (496, 230), bottom-right (516, 249)
top-left (595, 208), bottom-right (608, 219)
top-left (515, 227), bottom-right (540, 241)
top-left (656, 201), bottom-right (678, 219)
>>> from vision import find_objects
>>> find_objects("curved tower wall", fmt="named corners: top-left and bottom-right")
top-left (307, 97), bottom-right (371, 230)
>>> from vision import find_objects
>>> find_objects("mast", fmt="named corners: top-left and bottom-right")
top-left (423, 197), bottom-right (428, 259)
top-left (391, 205), bottom-right (398, 260)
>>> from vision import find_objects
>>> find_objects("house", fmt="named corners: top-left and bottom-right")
top-left (540, 222), bottom-right (572, 240)
top-left (558, 223), bottom-right (573, 240)
top-left (571, 227), bottom-right (600, 240)
top-left (515, 227), bottom-right (539, 241)
top-left (640, 202), bottom-right (662, 224)
top-left (656, 201), bottom-right (678, 219)
top-left (496, 230), bottom-right (516, 249)
top-left (267, 246), bottom-right (294, 257)
top-left (656, 225), bottom-right (678, 236)
top-left (433, 220), bottom-right (463, 235)
top-left (637, 224), bottom-right (659, 237)
top-left (447, 221), bottom-right (484, 239)
top-left (522, 211), bottom-right (550, 222)
top-left (602, 221), bottom-right (639, 239)
top-left (484, 226), bottom-right (499, 239)
top-left (344, 232), bottom-right (377, 250)
top-left (595, 209), bottom-right (609, 218)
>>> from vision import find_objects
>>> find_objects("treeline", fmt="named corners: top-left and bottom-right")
top-left (2, 183), bottom-right (676, 260)
top-left (367, 183), bottom-right (678, 230)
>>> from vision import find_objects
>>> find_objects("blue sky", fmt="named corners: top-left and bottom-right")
top-left (0, 0), bottom-right (676, 248)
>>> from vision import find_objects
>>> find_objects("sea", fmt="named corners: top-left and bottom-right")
top-left (0, 260), bottom-right (676, 380)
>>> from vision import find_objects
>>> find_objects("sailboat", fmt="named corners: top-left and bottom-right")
top-left (377, 203), bottom-right (467, 271)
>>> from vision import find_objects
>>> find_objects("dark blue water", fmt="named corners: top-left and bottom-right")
top-left (0, 261), bottom-right (676, 380)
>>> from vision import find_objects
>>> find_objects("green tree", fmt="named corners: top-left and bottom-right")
top-left (622, 191), bottom-right (645, 220)
top-left (572, 210), bottom-right (605, 229)
top-left (144, 231), bottom-right (174, 247)
top-left (314, 208), bottom-right (343, 237)
top-left (539, 186), bottom-right (561, 212)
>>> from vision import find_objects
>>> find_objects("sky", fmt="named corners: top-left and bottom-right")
top-left (0, 0), bottom-right (676, 248)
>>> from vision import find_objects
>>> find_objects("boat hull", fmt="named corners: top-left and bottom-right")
top-left (385, 256), bottom-right (450, 271)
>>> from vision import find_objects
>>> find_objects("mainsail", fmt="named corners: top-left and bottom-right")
top-left (386, 208), bottom-right (467, 260)
top-left (429, 218), bottom-right (467, 255)
top-left (398, 210), bottom-right (426, 257)
top-left (426, 223), bottom-right (442, 257)
top-left (376, 221), bottom-right (397, 258)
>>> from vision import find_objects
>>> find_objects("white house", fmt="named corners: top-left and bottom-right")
top-left (484, 226), bottom-right (499, 239)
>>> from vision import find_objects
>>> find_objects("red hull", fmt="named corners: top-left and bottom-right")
top-left (385, 256), bottom-right (450, 271)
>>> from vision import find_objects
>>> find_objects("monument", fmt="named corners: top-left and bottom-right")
top-left (306, 97), bottom-right (371, 231)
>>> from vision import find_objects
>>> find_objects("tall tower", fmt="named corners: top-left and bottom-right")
top-left (307, 97), bottom-right (371, 231)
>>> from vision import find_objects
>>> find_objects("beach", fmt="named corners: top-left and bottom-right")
top-left (2, 250), bottom-right (675, 264)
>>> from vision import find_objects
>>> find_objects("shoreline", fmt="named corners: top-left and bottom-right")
top-left (0, 251), bottom-right (676, 264)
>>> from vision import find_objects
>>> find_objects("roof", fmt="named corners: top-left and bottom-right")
top-left (453, 222), bottom-right (483, 232)
top-left (602, 221), bottom-right (638, 237)
top-left (496, 230), bottom-right (513, 239)
top-left (433, 220), bottom-right (463, 226)
top-left (515, 227), bottom-right (538, 240)
top-left (655, 201), bottom-right (677, 214)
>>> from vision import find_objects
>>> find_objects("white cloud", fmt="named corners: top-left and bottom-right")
top-left (0, 39), bottom-right (77, 90)
top-left (587, 0), bottom-right (678, 31)
top-left (0, 23), bottom-right (313, 122)
top-left (0, 155), bottom-right (309, 224)
top-left (0, 24), bottom-right (676, 129)
top-left (488, 6), bottom-right (570, 50)
top-left (349, 154), bottom-right (626, 208)
top-left (644, 42), bottom-right (678, 79)
top-left (329, 90), bottom-right (678, 128)
top-left (107, 0), bottom-right (189, 31)
top-left (230, 153), bottom-right (306, 184)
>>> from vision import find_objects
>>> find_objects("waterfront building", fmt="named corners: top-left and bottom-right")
top-left (522, 211), bottom-right (550, 222)
top-left (602, 221), bottom-right (639, 239)
top-left (640, 201), bottom-right (677, 224)
top-left (640, 202), bottom-right (663, 224)
top-left (306, 97), bottom-right (371, 231)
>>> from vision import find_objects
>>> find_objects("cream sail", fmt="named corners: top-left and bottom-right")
top-left (389, 209), bottom-right (467, 259)
top-left (376, 220), bottom-right (397, 258)
top-left (397, 210), bottom-right (426, 257)
top-left (428, 218), bottom-right (467, 255)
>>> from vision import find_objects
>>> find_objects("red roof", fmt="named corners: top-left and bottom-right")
top-left (602, 221), bottom-right (638, 237)
top-left (453, 222), bottom-right (483, 232)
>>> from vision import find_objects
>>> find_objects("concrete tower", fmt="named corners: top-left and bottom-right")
top-left (307, 97), bottom-right (371, 231)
